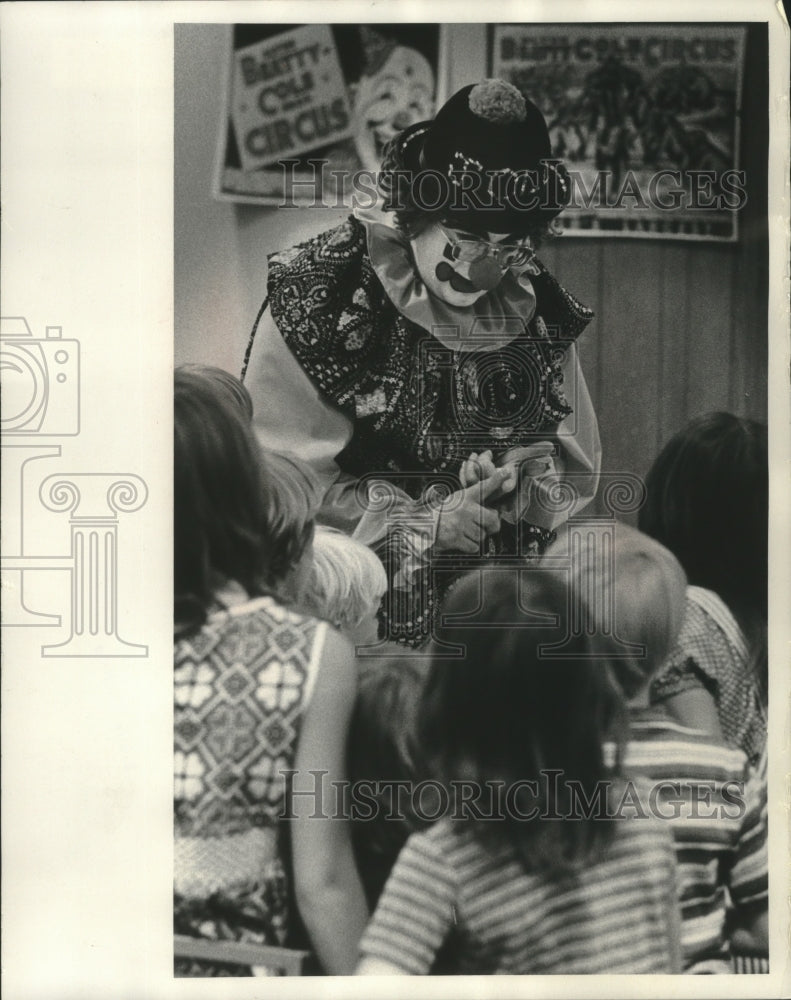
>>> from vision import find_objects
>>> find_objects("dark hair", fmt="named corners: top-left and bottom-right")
top-left (350, 655), bottom-right (428, 787)
top-left (638, 412), bottom-right (767, 696)
top-left (419, 570), bottom-right (628, 873)
top-left (349, 654), bottom-right (430, 908)
top-left (174, 366), bottom-right (316, 635)
top-left (378, 135), bottom-right (558, 246)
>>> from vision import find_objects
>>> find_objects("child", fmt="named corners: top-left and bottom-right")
top-left (295, 527), bottom-right (427, 911)
top-left (173, 366), bottom-right (367, 975)
top-left (347, 654), bottom-right (429, 911)
top-left (174, 364), bottom-right (325, 612)
top-left (357, 569), bottom-right (682, 975)
top-left (555, 522), bottom-right (769, 973)
top-left (298, 525), bottom-right (388, 648)
top-left (639, 412), bottom-right (767, 766)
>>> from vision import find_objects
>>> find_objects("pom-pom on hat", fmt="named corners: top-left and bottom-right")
top-left (392, 79), bottom-right (569, 235)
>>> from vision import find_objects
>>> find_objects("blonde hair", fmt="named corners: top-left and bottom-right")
top-left (300, 527), bottom-right (388, 631)
top-left (546, 523), bottom-right (687, 699)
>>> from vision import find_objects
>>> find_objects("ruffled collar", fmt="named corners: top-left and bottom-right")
top-left (353, 201), bottom-right (537, 353)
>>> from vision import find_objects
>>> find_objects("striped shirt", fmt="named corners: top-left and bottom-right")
top-left (359, 808), bottom-right (680, 974)
top-left (625, 709), bottom-right (768, 973)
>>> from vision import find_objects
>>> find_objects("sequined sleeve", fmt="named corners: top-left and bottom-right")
top-left (244, 306), bottom-right (442, 639)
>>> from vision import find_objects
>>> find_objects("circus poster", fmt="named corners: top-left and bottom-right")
top-left (490, 24), bottom-right (746, 240)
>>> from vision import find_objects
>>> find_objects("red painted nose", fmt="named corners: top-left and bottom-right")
top-left (468, 257), bottom-right (503, 291)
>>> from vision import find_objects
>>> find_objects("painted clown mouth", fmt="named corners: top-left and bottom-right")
top-left (435, 261), bottom-right (477, 293)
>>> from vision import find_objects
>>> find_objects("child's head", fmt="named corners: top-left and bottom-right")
top-left (420, 568), bottom-right (629, 870)
top-left (176, 363), bottom-right (254, 422)
top-left (174, 365), bottom-right (318, 631)
top-left (547, 523), bottom-right (688, 701)
top-left (349, 653), bottom-right (429, 906)
top-left (298, 526), bottom-right (387, 645)
top-left (350, 655), bottom-right (427, 787)
top-left (257, 449), bottom-right (323, 604)
top-left (638, 412), bottom-right (767, 626)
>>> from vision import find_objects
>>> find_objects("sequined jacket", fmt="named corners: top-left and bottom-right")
top-left (243, 215), bottom-right (600, 643)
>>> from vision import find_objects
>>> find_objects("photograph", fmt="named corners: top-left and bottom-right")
top-left (2, 4), bottom-right (790, 999)
top-left (174, 14), bottom-right (779, 982)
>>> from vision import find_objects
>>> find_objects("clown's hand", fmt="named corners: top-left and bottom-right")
top-left (460, 450), bottom-right (496, 488)
top-left (513, 443), bottom-right (557, 482)
top-left (495, 442), bottom-right (560, 524)
top-left (459, 450), bottom-right (519, 492)
top-left (435, 467), bottom-right (512, 554)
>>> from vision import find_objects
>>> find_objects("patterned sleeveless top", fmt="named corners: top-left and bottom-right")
top-left (174, 590), bottom-right (326, 954)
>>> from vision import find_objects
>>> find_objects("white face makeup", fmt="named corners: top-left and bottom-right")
top-left (409, 223), bottom-right (522, 307)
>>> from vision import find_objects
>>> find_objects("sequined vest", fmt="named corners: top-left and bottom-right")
top-left (258, 216), bottom-right (593, 500)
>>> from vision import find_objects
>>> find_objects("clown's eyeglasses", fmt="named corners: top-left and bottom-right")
top-left (439, 224), bottom-right (535, 269)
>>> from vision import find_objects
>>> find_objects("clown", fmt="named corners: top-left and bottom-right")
top-left (243, 79), bottom-right (601, 644)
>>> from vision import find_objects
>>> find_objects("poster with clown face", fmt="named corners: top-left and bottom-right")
top-left (216, 24), bottom-right (445, 205)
